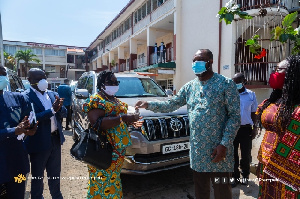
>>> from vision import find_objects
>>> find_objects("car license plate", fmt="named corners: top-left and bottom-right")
top-left (161, 142), bottom-right (190, 154)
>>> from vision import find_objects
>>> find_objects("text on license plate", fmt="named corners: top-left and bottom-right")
top-left (162, 142), bottom-right (190, 154)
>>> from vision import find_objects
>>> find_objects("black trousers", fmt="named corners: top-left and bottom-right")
top-left (0, 178), bottom-right (26, 199)
top-left (65, 105), bottom-right (71, 128)
top-left (233, 126), bottom-right (252, 179)
top-left (193, 171), bottom-right (232, 199)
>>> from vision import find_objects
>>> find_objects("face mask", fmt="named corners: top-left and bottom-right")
top-left (0, 76), bottom-right (9, 90)
top-left (269, 72), bottom-right (285, 89)
top-left (192, 61), bottom-right (207, 75)
top-left (236, 83), bottom-right (243, 90)
top-left (104, 86), bottom-right (119, 96)
top-left (33, 79), bottom-right (48, 91)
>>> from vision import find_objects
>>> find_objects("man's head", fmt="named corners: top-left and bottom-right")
top-left (233, 73), bottom-right (246, 91)
top-left (28, 68), bottom-right (48, 93)
top-left (192, 49), bottom-right (213, 78)
top-left (64, 79), bottom-right (70, 85)
top-left (0, 64), bottom-right (9, 92)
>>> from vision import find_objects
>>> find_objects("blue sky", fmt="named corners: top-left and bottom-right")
top-left (1, 0), bottom-right (129, 47)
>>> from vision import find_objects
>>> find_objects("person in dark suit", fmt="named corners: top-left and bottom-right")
top-left (0, 64), bottom-right (37, 199)
top-left (23, 68), bottom-right (66, 199)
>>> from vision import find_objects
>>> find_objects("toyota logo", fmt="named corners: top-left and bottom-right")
top-left (170, 118), bottom-right (183, 131)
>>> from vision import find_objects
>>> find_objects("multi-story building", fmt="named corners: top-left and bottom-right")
top-left (3, 40), bottom-right (87, 91)
top-left (87, 0), bottom-right (299, 103)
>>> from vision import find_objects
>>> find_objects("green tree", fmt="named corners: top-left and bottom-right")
top-left (15, 49), bottom-right (41, 77)
top-left (3, 51), bottom-right (16, 71)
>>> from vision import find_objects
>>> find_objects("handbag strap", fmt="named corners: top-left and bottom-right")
top-left (90, 117), bottom-right (109, 144)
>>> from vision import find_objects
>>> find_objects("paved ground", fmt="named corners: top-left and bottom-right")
top-left (24, 128), bottom-right (264, 199)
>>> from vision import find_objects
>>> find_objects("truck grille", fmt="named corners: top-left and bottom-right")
top-left (140, 115), bottom-right (190, 141)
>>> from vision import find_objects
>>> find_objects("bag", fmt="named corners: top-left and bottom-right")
top-left (70, 117), bottom-right (113, 170)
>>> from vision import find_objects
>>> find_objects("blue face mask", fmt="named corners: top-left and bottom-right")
top-left (0, 76), bottom-right (9, 90)
top-left (236, 83), bottom-right (243, 90)
top-left (192, 61), bottom-right (207, 75)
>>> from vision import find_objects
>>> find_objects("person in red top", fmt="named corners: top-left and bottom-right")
top-left (256, 58), bottom-right (300, 198)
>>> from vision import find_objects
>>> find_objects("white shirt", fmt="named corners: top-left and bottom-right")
top-left (239, 88), bottom-right (258, 125)
top-left (30, 87), bottom-right (57, 132)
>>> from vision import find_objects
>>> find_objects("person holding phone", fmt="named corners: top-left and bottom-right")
top-left (23, 68), bottom-right (66, 199)
top-left (0, 64), bottom-right (37, 199)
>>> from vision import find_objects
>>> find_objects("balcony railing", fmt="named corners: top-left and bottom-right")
top-left (237, 0), bottom-right (288, 11)
top-left (90, 53), bottom-right (98, 61)
top-left (149, 47), bottom-right (174, 65)
top-left (235, 38), bottom-right (287, 86)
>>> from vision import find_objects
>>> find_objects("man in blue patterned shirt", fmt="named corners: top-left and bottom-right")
top-left (135, 49), bottom-right (240, 199)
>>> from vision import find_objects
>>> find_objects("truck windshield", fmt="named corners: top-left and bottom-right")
top-left (115, 77), bottom-right (167, 98)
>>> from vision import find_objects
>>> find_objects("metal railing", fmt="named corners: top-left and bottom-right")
top-left (237, 0), bottom-right (288, 11)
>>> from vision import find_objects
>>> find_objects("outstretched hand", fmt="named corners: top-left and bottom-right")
top-left (135, 101), bottom-right (148, 109)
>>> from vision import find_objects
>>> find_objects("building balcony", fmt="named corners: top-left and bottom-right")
top-left (90, 53), bottom-right (98, 61)
top-left (237, 0), bottom-right (289, 11)
top-left (150, 47), bottom-right (174, 65)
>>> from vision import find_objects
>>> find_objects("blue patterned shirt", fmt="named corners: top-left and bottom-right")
top-left (147, 73), bottom-right (240, 172)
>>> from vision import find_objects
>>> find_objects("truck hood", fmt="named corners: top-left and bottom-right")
top-left (119, 97), bottom-right (188, 117)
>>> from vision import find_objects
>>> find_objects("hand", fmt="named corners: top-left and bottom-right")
top-left (211, 144), bottom-right (227, 163)
top-left (122, 114), bottom-right (140, 124)
top-left (24, 121), bottom-right (39, 136)
top-left (15, 116), bottom-right (30, 135)
top-left (251, 128), bottom-right (258, 140)
top-left (132, 117), bottom-right (144, 128)
top-left (53, 96), bottom-right (64, 112)
top-left (135, 101), bottom-right (148, 109)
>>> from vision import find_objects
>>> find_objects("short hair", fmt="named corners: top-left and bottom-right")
top-left (196, 49), bottom-right (213, 60)
top-left (96, 71), bottom-right (114, 90)
top-left (64, 79), bottom-right (70, 83)
top-left (28, 68), bottom-right (44, 78)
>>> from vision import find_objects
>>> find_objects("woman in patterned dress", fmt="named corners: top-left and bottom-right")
top-left (82, 71), bottom-right (141, 199)
top-left (256, 57), bottom-right (300, 198)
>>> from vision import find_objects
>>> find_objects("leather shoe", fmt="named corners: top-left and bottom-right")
top-left (231, 181), bottom-right (239, 188)
top-left (240, 178), bottom-right (249, 185)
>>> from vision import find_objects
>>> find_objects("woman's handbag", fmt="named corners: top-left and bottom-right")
top-left (70, 117), bottom-right (113, 170)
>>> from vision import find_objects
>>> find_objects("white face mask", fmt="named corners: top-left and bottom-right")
top-left (37, 79), bottom-right (48, 91)
top-left (103, 86), bottom-right (119, 96)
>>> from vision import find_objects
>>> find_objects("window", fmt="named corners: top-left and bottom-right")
top-left (3, 45), bottom-right (16, 55)
top-left (134, 12), bottom-right (138, 24)
top-left (45, 49), bottom-right (65, 56)
top-left (158, 0), bottom-right (164, 6)
top-left (77, 75), bottom-right (88, 89)
top-left (142, 3), bottom-right (147, 18)
top-left (137, 8), bottom-right (142, 21)
top-left (33, 48), bottom-right (42, 55)
top-left (45, 66), bottom-right (56, 73)
top-left (147, 0), bottom-right (151, 14)
top-left (153, 0), bottom-right (158, 10)
top-left (20, 47), bottom-right (29, 51)
top-left (86, 76), bottom-right (94, 94)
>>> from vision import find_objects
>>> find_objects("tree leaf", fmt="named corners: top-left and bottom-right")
top-left (279, 34), bottom-right (289, 42)
top-left (218, 7), bottom-right (227, 15)
top-left (224, 13), bottom-right (234, 24)
top-left (282, 12), bottom-right (297, 27)
top-left (246, 39), bottom-right (255, 46)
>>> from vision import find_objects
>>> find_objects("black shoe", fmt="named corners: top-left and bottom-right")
top-left (240, 178), bottom-right (249, 185)
top-left (231, 181), bottom-right (239, 188)
top-left (65, 126), bottom-right (71, 130)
